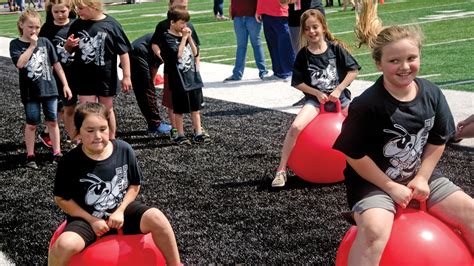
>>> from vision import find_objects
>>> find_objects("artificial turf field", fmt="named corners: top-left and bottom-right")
top-left (0, 54), bottom-right (472, 264)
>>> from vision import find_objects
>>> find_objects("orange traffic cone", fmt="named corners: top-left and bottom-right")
top-left (379, 0), bottom-right (384, 4)
top-left (154, 74), bottom-right (164, 86)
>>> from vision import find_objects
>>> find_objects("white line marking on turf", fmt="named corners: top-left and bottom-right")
top-left (212, 57), bottom-right (236, 63)
top-left (418, 74), bottom-right (441, 79)
top-left (439, 80), bottom-right (474, 88)
top-left (200, 55), bottom-right (226, 60)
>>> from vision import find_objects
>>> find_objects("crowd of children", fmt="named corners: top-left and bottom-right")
top-left (7, 0), bottom-right (473, 264)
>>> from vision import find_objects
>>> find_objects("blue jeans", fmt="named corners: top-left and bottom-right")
top-left (23, 97), bottom-right (58, 125)
top-left (232, 16), bottom-right (268, 79)
top-left (262, 14), bottom-right (295, 79)
top-left (213, 0), bottom-right (223, 16)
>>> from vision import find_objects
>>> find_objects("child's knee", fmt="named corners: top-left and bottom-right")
top-left (25, 124), bottom-right (37, 131)
top-left (289, 122), bottom-right (305, 135)
top-left (358, 222), bottom-right (392, 245)
top-left (52, 232), bottom-right (85, 255)
top-left (46, 120), bottom-right (58, 128)
top-left (144, 208), bottom-right (170, 231)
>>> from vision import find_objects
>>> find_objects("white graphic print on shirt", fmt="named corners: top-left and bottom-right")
top-left (309, 58), bottom-right (338, 93)
top-left (26, 47), bottom-right (51, 81)
top-left (78, 30), bottom-right (106, 66)
top-left (54, 35), bottom-right (73, 65)
top-left (382, 117), bottom-right (435, 181)
top-left (178, 43), bottom-right (194, 73)
top-left (79, 165), bottom-right (129, 218)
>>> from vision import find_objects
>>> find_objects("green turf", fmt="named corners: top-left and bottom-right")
top-left (1, 0), bottom-right (473, 91)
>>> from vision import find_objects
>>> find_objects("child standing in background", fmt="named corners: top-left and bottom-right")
top-left (10, 8), bottom-right (72, 169)
top-left (160, 7), bottom-right (210, 145)
top-left (272, 9), bottom-right (359, 187)
top-left (333, 1), bottom-right (474, 264)
top-left (49, 102), bottom-right (181, 266)
top-left (39, 0), bottom-right (78, 148)
top-left (66, 0), bottom-right (132, 140)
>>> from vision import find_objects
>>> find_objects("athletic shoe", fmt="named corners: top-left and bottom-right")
top-left (259, 71), bottom-right (272, 80)
top-left (272, 171), bottom-right (287, 187)
top-left (38, 132), bottom-right (52, 148)
top-left (169, 128), bottom-right (178, 140)
top-left (52, 153), bottom-right (63, 164)
top-left (148, 122), bottom-right (172, 134)
top-left (193, 133), bottom-right (211, 144)
top-left (25, 155), bottom-right (39, 170)
top-left (223, 76), bottom-right (241, 83)
top-left (173, 135), bottom-right (191, 146)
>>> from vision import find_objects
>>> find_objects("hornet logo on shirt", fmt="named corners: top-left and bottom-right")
top-left (177, 43), bottom-right (194, 73)
top-left (382, 117), bottom-right (434, 181)
top-left (79, 165), bottom-right (129, 218)
top-left (53, 35), bottom-right (74, 65)
top-left (26, 47), bottom-right (52, 81)
top-left (78, 30), bottom-right (107, 66)
top-left (309, 58), bottom-right (338, 94)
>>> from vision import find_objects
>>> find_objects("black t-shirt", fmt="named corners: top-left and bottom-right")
top-left (54, 140), bottom-right (143, 219)
top-left (130, 33), bottom-right (161, 69)
top-left (67, 15), bottom-right (131, 94)
top-left (291, 42), bottom-right (360, 101)
top-left (151, 18), bottom-right (200, 74)
top-left (10, 37), bottom-right (59, 103)
top-left (39, 19), bottom-right (76, 66)
top-left (333, 77), bottom-right (455, 208)
top-left (288, 0), bottom-right (324, 27)
top-left (161, 31), bottom-right (201, 92)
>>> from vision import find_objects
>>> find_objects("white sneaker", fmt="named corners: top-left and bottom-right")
top-left (272, 171), bottom-right (287, 187)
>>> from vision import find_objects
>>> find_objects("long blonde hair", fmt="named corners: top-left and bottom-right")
top-left (354, 0), bottom-right (423, 63)
top-left (299, 9), bottom-right (350, 52)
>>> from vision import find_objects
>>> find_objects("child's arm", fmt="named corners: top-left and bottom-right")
top-left (187, 34), bottom-right (200, 70)
top-left (329, 69), bottom-right (358, 102)
top-left (16, 37), bottom-right (37, 69)
top-left (64, 34), bottom-right (79, 54)
top-left (407, 143), bottom-right (445, 201)
top-left (294, 83), bottom-right (329, 104)
top-left (346, 155), bottom-right (413, 208)
top-left (107, 185), bottom-right (140, 229)
top-left (151, 43), bottom-right (164, 63)
top-left (119, 53), bottom-right (132, 92)
top-left (177, 29), bottom-right (190, 59)
top-left (55, 196), bottom-right (110, 237)
top-left (52, 62), bottom-right (72, 100)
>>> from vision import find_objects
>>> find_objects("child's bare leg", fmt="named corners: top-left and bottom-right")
top-left (98, 96), bottom-right (116, 140)
top-left (175, 113), bottom-right (184, 136)
top-left (349, 208), bottom-right (394, 266)
top-left (277, 104), bottom-right (319, 171)
top-left (429, 190), bottom-right (474, 252)
top-left (63, 105), bottom-right (76, 140)
top-left (46, 120), bottom-right (61, 153)
top-left (191, 111), bottom-right (201, 133)
top-left (167, 108), bottom-right (176, 128)
top-left (140, 208), bottom-right (180, 266)
top-left (48, 232), bottom-right (86, 266)
top-left (25, 124), bottom-right (36, 155)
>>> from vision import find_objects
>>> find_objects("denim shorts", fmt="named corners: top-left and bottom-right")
top-left (23, 97), bottom-right (58, 125)
top-left (305, 89), bottom-right (351, 112)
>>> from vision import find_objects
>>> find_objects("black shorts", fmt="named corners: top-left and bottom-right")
top-left (172, 88), bottom-right (203, 114)
top-left (63, 201), bottom-right (151, 247)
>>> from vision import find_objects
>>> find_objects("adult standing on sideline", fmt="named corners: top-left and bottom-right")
top-left (213, 0), bottom-right (229, 20)
top-left (256, 0), bottom-right (295, 81)
top-left (223, 0), bottom-right (270, 82)
top-left (288, 0), bottom-right (325, 54)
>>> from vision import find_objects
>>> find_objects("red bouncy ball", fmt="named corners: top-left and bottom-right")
top-left (287, 100), bottom-right (346, 183)
top-left (335, 205), bottom-right (473, 266)
top-left (49, 221), bottom-right (166, 266)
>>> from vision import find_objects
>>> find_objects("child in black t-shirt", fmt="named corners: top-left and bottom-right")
top-left (151, 0), bottom-right (201, 140)
top-left (49, 102), bottom-right (181, 266)
top-left (272, 9), bottom-right (360, 187)
top-left (39, 0), bottom-right (78, 148)
top-left (160, 7), bottom-right (210, 145)
top-left (333, 1), bottom-right (474, 263)
top-left (66, 0), bottom-right (132, 140)
top-left (9, 8), bottom-right (72, 169)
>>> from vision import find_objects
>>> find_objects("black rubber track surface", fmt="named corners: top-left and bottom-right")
top-left (0, 56), bottom-right (472, 265)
